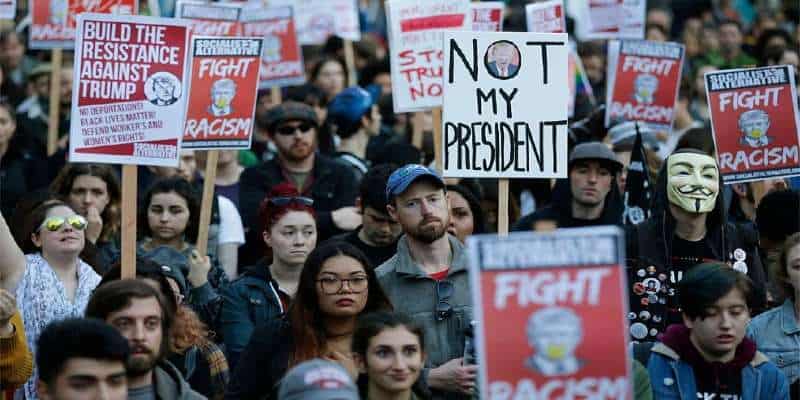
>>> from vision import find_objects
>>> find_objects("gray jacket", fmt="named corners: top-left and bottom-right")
top-left (376, 234), bottom-right (473, 369)
top-left (154, 361), bottom-right (207, 400)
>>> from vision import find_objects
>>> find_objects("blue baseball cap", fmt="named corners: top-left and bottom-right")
top-left (386, 164), bottom-right (445, 201)
top-left (327, 86), bottom-right (376, 128)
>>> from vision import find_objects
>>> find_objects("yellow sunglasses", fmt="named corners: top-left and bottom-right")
top-left (38, 215), bottom-right (88, 232)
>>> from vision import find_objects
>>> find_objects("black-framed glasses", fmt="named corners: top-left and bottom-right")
top-left (316, 275), bottom-right (369, 295)
top-left (275, 122), bottom-right (314, 136)
top-left (38, 215), bottom-right (88, 232)
top-left (435, 280), bottom-right (454, 321)
top-left (268, 196), bottom-right (314, 207)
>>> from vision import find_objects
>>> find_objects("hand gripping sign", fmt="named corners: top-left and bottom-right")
top-left (605, 40), bottom-right (684, 133)
top-left (31, 0), bottom-right (137, 48)
top-left (442, 31), bottom-right (569, 179)
top-left (69, 13), bottom-right (190, 167)
top-left (706, 65), bottom-right (800, 183)
top-left (183, 37), bottom-right (263, 150)
top-left (467, 227), bottom-right (631, 400)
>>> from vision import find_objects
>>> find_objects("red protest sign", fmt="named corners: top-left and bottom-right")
top-left (468, 228), bottom-right (631, 399)
top-left (183, 37), bottom-right (262, 150)
top-left (706, 65), bottom-right (800, 183)
top-left (175, 0), bottom-right (243, 37)
top-left (31, 0), bottom-right (136, 48)
top-left (606, 40), bottom-right (684, 133)
top-left (241, 5), bottom-right (306, 88)
top-left (69, 13), bottom-right (190, 167)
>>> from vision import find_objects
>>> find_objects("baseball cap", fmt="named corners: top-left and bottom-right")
top-left (385, 164), bottom-right (445, 202)
top-left (327, 86), bottom-right (376, 128)
top-left (569, 142), bottom-right (624, 173)
top-left (139, 246), bottom-right (189, 295)
top-left (264, 101), bottom-right (319, 133)
top-left (278, 359), bottom-right (359, 400)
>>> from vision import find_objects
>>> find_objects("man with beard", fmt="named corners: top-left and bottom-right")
top-left (86, 279), bottom-right (205, 400)
top-left (376, 164), bottom-right (477, 399)
top-left (239, 102), bottom-right (361, 263)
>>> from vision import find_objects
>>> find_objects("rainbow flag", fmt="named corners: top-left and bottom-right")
top-left (569, 49), bottom-right (596, 117)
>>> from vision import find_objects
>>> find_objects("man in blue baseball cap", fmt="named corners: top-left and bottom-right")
top-left (326, 86), bottom-right (381, 179)
top-left (376, 164), bottom-right (477, 399)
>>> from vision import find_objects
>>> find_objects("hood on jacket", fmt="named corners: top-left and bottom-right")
top-left (154, 361), bottom-right (206, 400)
top-left (547, 167), bottom-right (624, 226)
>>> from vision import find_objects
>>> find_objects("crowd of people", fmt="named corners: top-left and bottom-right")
top-left (0, 1), bottom-right (799, 399)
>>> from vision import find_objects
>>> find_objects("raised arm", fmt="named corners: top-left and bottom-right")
top-left (0, 212), bottom-right (27, 292)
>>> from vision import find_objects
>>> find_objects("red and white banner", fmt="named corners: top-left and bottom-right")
top-left (706, 65), bottom-right (800, 183)
top-left (69, 13), bottom-right (190, 167)
top-left (31, 0), bottom-right (136, 48)
top-left (387, 0), bottom-right (470, 113)
top-left (0, 0), bottom-right (16, 20)
top-left (467, 227), bottom-right (631, 400)
top-left (182, 37), bottom-right (262, 150)
top-left (175, 0), bottom-right (242, 37)
top-left (241, 5), bottom-right (306, 88)
top-left (605, 40), bottom-right (684, 133)
top-left (526, 0), bottom-right (565, 33)
top-left (583, 0), bottom-right (645, 40)
top-left (470, 1), bottom-right (503, 32)
top-left (287, 0), bottom-right (360, 45)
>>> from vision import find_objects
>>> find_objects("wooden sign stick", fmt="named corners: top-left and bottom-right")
top-left (271, 86), bottom-right (282, 105)
top-left (47, 49), bottom-right (63, 156)
top-left (498, 179), bottom-right (509, 235)
top-left (411, 112), bottom-right (424, 149)
top-left (432, 107), bottom-right (443, 173)
top-left (196, 150), bottom-right (219, 256)
top-left (120, 165), bottom-right (138, 278)
top-left (343, 39), bottom-right (357, 86)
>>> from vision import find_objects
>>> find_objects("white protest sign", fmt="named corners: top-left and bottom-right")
top-left (288, 0), bottom-right (360, 45)
top-left (387, 0), bottom-right (470, 113)
top-left (69, 13), bottom-right (190, 167)
top-left (442, 31), bottom-right (569, 179)
top-left (0, 0), bottom-right (15, 20)
top-left (526, 0), bottom-right (565, 33)
top-left (470, 1), bottom-right (504, 32)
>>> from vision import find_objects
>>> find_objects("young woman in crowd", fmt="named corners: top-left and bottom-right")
top-left (0, 200), bottom-right (102, 399)
top-left (311, 57), bottom-right (347, 102)
top-left (99, 258), bottom-right (230, 400)
top-left (225, 241), bottom-right (392, 399)
top-left (446, 184), bottom-right (486, 244)
top-left (221, 183), bottom-right (318, 368)
top-left (747, 232), bottom-right (800, 398)
top-left (138, 176), bottom-right (228, 327)
top-left (352, 311), bottom-right (426, 400)
top-left (50, 163), bottom-right (122, 270)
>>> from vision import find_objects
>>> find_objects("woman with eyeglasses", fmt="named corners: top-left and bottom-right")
top-left (221, 183), bottom-right (318, 369)
top-left (138, 176), bottom-right (229, 328)
top-left (352, 311), bottom-right (427, 400)
top-left (225, 241), bottom-right (393, 400)
top-left (0, 199), bottom-right (102, 399)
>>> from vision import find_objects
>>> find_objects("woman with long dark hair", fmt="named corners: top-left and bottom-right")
top-left (225, 241), bottom-right (392, 399)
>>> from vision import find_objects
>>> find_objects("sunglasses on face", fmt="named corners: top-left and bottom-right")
top-left (38, 215), bottom-right (88, 232)
top-left (275, 123), bottom-right (314, 136)
top-left (268, 196), bottom-right (314, 207)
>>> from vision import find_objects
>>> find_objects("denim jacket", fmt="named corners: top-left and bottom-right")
top-left (747, 299), bottom-right (800, 386)
top-left (647, 342), bottom-right (789, 399)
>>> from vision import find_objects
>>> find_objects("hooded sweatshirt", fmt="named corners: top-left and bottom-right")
top-left (660, 324), bottom-right (756, 399)
top-left (153, 361), bottom-right (207, 400)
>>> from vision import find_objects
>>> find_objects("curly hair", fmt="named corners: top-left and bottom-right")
top-left (171, 305), bottom-right (211, 353)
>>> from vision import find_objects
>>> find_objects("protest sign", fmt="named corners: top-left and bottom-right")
top-left (605, 40), bottom-right (684, 133)
top-left (241, 5), bottom-right (306, 88)
top-left (175, 0), bottom-right (242, 37)
top-left (0, 0), bottom-right (15, 20)
top-left (525, 0), bottom-right (565, 33)
top-left (288, 0), bottom-right (360, 45)
top-left (470, 1), bottom-right (503, 32)
top-left (183, 37), bottom-right (262, 150)
top-left (31, 0), bottom-right (137, 48)
top-left (387, 0), bottom-right (469, 113)
top-left (705, 65), bottom-right (800, 183)
top-left (69, 13), bottom-right (190, 167)
top-left (467, 227), bottom-right (631, 400)
top-left (442, 31), bottom-right (569, 179)
top-left (582, 0), bottom-right (645, 40)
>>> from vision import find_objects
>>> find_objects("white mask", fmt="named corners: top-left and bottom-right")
top-left (666, 153), bottom-right (720, 213)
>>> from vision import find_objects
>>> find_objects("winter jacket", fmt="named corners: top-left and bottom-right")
top-left (220, 260), bottom-right (286, 369)
top-left (168, 340), bottom-right (230, 400)
top-left (224, 317), bottom-right (292, 400)
top-left (647, 325), bottom-right (789, 400)
top-left (747, 299), bottom-right (800, 387)
top-left (153, 361), bottom-right (207, 400)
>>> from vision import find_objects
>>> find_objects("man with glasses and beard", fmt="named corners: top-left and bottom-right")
top-left (376, 164), bottom-right (477, 399)
top-left (86, 279), bottom-right (205, 400)
top-left (239, 101), bottom-right (361, 263)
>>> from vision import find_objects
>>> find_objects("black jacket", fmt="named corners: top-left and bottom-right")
top-left (225, 317), bottom-right (292, 400)
top-left (238, 154), bottom-right (359, 264)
